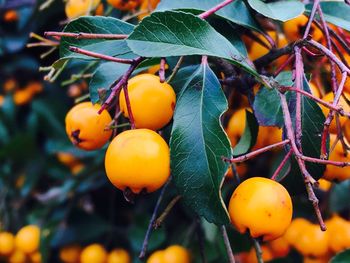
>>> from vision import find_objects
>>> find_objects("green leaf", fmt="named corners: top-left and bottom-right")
top-left (156, 0), bottom-right (262, 32)
top-left (59, 16), bottom-right (135, 60)
top-left (253, 72), bottom-right (294, 127)
top-left (126, 11), bottom-right (258, 78)
top-left (232, 110), bottom-right (259, 156)
top-left (331, 249), bottom-right (350, 263)
top-left (170, 63), bottom-right (231, 225)
top-left (89, 62), bottom-right (130, 104)
top-left (329, 180), bottom-right (350, 212)
top-left (247, 0), bottom-right (305, 22)
top-left (306, 2), bottom-right (350, 31)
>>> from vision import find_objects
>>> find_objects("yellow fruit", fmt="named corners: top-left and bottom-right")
top-left (317, 179), bottom-right (332, 192)
top-left (320, 91), bottom-right (350, 133)
top-left (15, 225), bottom-right (40, 254)
top-left (269, 236), bottom-right (290, 258)
top-left (8, 249), bottom-right (27, 263)
top-left (65, 0), bottom-right (100, 19)
top-left (253, 126), bottom-right (282, 150)
top-left (309, 82), bottom-right (321, 99)
top-left (119, 74), bottom-right (176, 130)
top-left (107, 249), bottom-right (131, 263)
top-left (228, 177), bottom-right (293, 241)
top-left (336, 53), bottom-right (350, 93)
top-left (105, 129), bottom-right (170, 194)
top-left (303, 256), bottom-right (331, 263)
top-left (65, 102), bottom-right (112, 151)
top-left (283, 15), bottom-right (323, 42)
top-left (323, 134), bottom-right (350, 181)
top-left (294, 223), bottom-right (329, 257)
top-left (138, 0), bottom-right (160, 20)
top-left (3, 10), bottom-right (18, 22)
top-left (225, 163), bottom-right (248, 178)
top-left (0, 232), bottom-right (15, 255)
top-left (59, 244), bottom-right (82, 263)
top-left (326, 214), bottom-right (350, 253)
top-left (57, 152), bottom-right (80, 167)
top-left (107, 0), bottom-right (141, 10)
top-left (13, 88), bottom-right (33, 106)
top-left (29, 251), bottom-right (42, 263)
top-left (95, 3), bottom-right (104, 15)
top-left (163, 245), bottom-right (191, 263)
top-left (226, 108), bottom-right (249, 146)
top-left (344, 119), bottom-right (350, 144)
top-left (147, 250), bottom-right (164, 263)
top-left (80, 244), bottom-right (107, 263)
top-left (284, 218), bottom-right (311, 247)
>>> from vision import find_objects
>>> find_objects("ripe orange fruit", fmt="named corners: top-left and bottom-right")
top-left (269, 236), bottom-right (290, 258)
top-left (226, 108), bottom-right (249, 147)
top-left (65, 102), bottom-right (112, 151)
top-left (323, 134), bottom-right (350, 181)
top-left (3, 10), bottom-right (18, 22)
top-left (294, 223), bottom-right (329, 257)
top-left (320, 91), bottom-right (350, 133)
top-left (29, 251), bottom-right (42, 263)
top-left (59, 244), bottom-right (82, 263)
top-left (13, 88), bottom-right (34, 106)
top-left (65, 0), bottom-right (100, 19)
top-left (309, 82), bottom-right (321, 99)
top-left (146, 245), bottom-right (190, 263)
top-left (283, 15), bottom-right (323, 42)
top-left (253, 126), bottom-right (282, 150)
top-left (15, 225), bottom-right (40, 254)
top-left (105, 129), bottom-right (170, 194)
top-left (326, 214), bottom-right (350, 253)
top-left (107, 248), bottom-right (131, 263)
top-left (163, 245), bottom-right (191, 263)
top-left (138, 0), bottom-right (160, 20)
top-left (80, 244), bottom-right (107, 263)
top-left (119, 74), bottom-right (176, 130)
top-left (225, 163), bottom-right (248, 178)
top-left (228, 177), bottom-right (293, 241)
top-left (147, 250), bottom-right (164, 263)
top-left (107, 0), bottom-right (141, 11)
top-left (336, 53), bottom-right (350, 93)
top-left (8, 249), bottom-right (27, 263)
top-left (344, 119), bottom-right (350, 144)
top-left (0, 232), bottom-right (15, 255)
top-left (284, 218), bottom-right (311, 247)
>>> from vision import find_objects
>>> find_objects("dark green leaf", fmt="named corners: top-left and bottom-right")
top-left (306, 2), bottom-right (350, 31)
top-left (127, 11), bottom-right (258, 77)
top-left (170, 63), bottom-right (231, 225)
top-left (331, 249), bottom-right (350, 263)
top-left (60, 16), bottom-right (135, 60)
top-left (89, 62), bottom-right (130, 104)
top-left (253, 72), bottom-right (294, 127)
top-left (329, 180), bottom-right (350, 212)
top-left (247, 0), bottom-right (305, 22)
top-left (232, 110), bottom-right (259, 156)
top-left (156, 0), bottom-right (262, 32)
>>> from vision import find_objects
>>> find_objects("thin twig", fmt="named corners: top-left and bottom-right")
top-left (139, 178), bottom-right (172, 260)
top-left (271, 150), bottom-right (292, 181)
top-left (198, 0), bottom-right (234, 19)
top-left (252, 238), bottom-right (263, 263)
top-left (223, 140), bottom-right (290, 163)
top-left (221, 226), bottom-right (235, 263)
top-left (69, 46), bottom-right (134, 64)
top-left (154, 195), bottom-right (182, 229)
top-left (45, 31), bottom-right (128, 39)
top-left (167, 56), bottom-right (184, 83)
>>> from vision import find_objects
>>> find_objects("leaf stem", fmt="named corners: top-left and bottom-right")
top-left (153, 195), bottom-right (181, 229)
top-left (271, 150), bottom-right (292, 181)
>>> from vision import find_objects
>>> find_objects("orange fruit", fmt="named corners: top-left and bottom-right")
top-left (15, 225), bottom-right (40, 254)
top-left (80, 244), bottom-right (107, 263)
top-left (0, 232), bottom-right (15, 256)
top-left (107, 248), bottom-right (131, 263)
top-left (59, 244), bottom-right (82, 263)
top-left (228, 177), bottom-right (293, 241)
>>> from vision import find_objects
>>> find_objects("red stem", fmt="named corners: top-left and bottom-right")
top-left (303, 0), bottom-right (320, 39)
top-left (69, 46), bottom-right (134, 64)
top-left (274, 54), bottom-right (295, 77)
top-left (271, 150), bottom-right (292, 181)
top-left (223, 139), bottom-right (290, 163)
top-left (122, 84), bottom-right (136, 129)
top-left (198, 0), bottom-right (234, 19)
top-left (45, 31), bottom-right (128, 39)
top-left (294, 47), bottom-right (303, 149)
top-left (159, 58), bottom-right (166, 83)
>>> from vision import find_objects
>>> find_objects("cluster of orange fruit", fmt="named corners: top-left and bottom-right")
top-left (147, 245), bottom-right (191, 263)
top-left (56, 151), bottom-right (85, 175)
top-left (0, 225), bottom-right (41, 263)
top-left (65, 74), bottom-right (175, 194)
top-left (59, 244), bottom-right (130, 263)
top-left (65, 0), bottom-right (160, 20)
top-left (0, 79), bottom-right (43, 107)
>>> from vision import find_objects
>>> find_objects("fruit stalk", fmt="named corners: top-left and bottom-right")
top-left (221, 226), bottom-right (236, 263)
top-left (198, 0), bottom-right (235, 19)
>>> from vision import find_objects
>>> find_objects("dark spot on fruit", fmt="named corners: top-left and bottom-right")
top-left (71, 130), bottom-right (83, 145)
